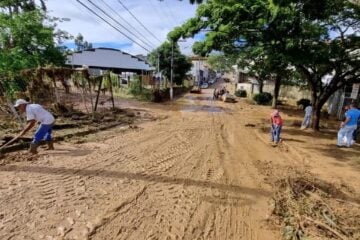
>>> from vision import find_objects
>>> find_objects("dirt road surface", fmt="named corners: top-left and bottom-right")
top-left (1, 83), bottom-right (359, 240)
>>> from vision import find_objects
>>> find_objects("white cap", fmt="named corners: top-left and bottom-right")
top-left (14, 99), bottom-right (29, 108)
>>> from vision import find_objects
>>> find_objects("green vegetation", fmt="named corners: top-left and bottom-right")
top-left (148, 42), bottom-right (192, 86)
top-left (169, 0), bottom-right (360, 130)
top-left (0, 2), bottom-right (65, 80)
top-left (253, 92), bottom-right (273, 105)
top-left (235, 89), bottom-right (247, 98)
top-left (0, 1), bottom-right (70, 102)
top-left (74, 33), bottom-right (93, 51)
top-left (206, 54), bottom-right (237, 73)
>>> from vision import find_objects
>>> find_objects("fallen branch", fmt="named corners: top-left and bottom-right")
top-left (304, 217), bottom-right (348, 240)
top-left (334, 198), bottom-right (360, 207)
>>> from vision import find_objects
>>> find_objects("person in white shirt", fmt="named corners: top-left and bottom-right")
top-left (14, 99), bottom-right (55, 154)
top-left (301, 104), bottom-right (313, 129)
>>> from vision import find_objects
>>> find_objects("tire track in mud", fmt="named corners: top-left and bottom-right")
top-left (176, 113), bottom-right (234, 240)
top-left (0, 90), bottom-right (280, 239)
top-left (173, 101), bottom-right (270, 240)
top-left (87, 114), bottom-right (231, 240)
top-left (89, 118), bottom-right (212, 239)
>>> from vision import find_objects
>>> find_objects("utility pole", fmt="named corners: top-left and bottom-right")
top-left (170, 42), bottom-right (174, 100)
top-left (157, 51), bottom-right (160, 89)
top-left (157, 52), bottom-right (160, 74)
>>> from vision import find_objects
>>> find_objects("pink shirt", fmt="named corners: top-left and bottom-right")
top-left (271, 114), bottom-right (283, 126)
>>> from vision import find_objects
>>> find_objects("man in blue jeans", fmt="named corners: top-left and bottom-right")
top-left (14, 99), bottom-right (55, 154)
top-left (337, 103), bottom-right (360, 148)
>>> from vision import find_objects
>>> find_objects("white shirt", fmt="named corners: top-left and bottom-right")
top-left (26, 104), bottom-right (55, 125)
top-left (305, 106), bottom-right (313, 116)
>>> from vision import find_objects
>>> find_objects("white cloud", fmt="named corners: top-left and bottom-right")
top-left (46, 0), bottom-right (198, 55)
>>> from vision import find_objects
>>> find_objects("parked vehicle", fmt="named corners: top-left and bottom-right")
top-left (201, 83), bottom-right (209, 89)
top-left (222, 92), bottom-right (237, 103)
top-left (190, 85), bottom-right (201, 93)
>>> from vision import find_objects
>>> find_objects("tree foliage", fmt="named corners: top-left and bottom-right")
top-left (206, 54), bottom-right (237, 72)
top-left (0, 1), bottom-right (65, 80)
top-left (74, 33), bottom-right (93, 51)
top-left (148, 42), bottom-right (192, 86)
top-left (170, 0), bottom-right (360, 130)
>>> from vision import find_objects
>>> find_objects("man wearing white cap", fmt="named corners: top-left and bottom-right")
top-left (14, 99), bottom-right (55, 154)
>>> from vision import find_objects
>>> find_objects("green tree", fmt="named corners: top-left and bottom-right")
top-left (74, 33), bottom-right (93, 51)
top-left (148, 42), bottom-right (192, 86)
top-left (170, 0), bottom-right (360, 130)
top-left (0, 1), bottom-right (65, 81)
top-left (207, 54), bottom-right (237, 73)
top-left (169, 0), bottom-right (293, 108)
top-left (275, 0), bottom-right (360, 129)
top-left (0, 0), bottom-right (47, 14)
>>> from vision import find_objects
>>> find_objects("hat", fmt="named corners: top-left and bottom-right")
top-left (14, 99), bottom-right (29, 108)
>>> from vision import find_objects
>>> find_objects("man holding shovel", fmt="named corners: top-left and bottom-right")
top-left (10, 99), bottom-right (55, 154)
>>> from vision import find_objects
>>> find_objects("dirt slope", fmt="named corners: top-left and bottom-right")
top-left (0, 84), bottom-right (359, 240)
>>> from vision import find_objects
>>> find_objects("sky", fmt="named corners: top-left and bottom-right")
top-left (45, 0), bottom-right (202, 56)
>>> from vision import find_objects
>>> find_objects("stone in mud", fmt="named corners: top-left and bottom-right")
top-left (129, 124), bottom-right (138, 129)
top-left (103, 116), bottom-right (116, 122)
top-left (76, 210), bottom-right (82, 217)
top-left (125, 111), bottom-right (136, 117)
top-left (67, 217), bottom-right (75, 225)
top-left (57, 226), bottom-right (66, 236)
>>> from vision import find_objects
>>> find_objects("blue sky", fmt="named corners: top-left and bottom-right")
top-left (46, 0), bottom-right (201, 55)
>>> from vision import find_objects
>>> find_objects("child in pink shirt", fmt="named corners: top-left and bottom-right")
top-left (270, 110), bottom-right (283, 144)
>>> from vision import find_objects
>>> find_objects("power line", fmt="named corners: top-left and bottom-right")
top-left (146, 0), bottom-right (170, 28)
top-left (116, 0), bottom-right (162, 43)
top-left (163, 0), bottom-right (178, 26)
top-left (85, 0), bottom-right (154, 50)
top-left (75, 0), bottom-right (152, 52)
top-left (157, 0), bottom-right (177, 27)
top-left (69, 0), bottom-right (125, 48)
top-left (99, 0), bottom-right (158, 48)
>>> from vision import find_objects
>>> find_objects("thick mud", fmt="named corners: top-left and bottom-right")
top-left (0, 83), bottom-right (359, 240)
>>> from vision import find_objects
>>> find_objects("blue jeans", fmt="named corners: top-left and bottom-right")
top-left (33, 123), bottom-right (54, 144)
top-left (337, 125), bottom-right (357, 147)
top-left (271, 125), bottom-right (282, 143)
top-left (302, 115), bottom-right (311, 128)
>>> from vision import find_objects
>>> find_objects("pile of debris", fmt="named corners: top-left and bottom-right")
top-left (272, 175), bottom-right (360, 240)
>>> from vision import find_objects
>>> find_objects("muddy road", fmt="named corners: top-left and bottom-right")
top-left (1, 84), bottom-right (359, 240)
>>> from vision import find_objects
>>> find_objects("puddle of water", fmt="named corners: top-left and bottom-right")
top-left (186, 95), bottom-right (213, 101)
top-left (180, 105), bottom-right (226, 113)
top-left (178, 93), bottom-right (229, 113)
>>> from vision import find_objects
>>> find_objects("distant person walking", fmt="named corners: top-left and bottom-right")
top-left (14, 99), bottom-right (55, 154)
top-left (301, 104), bottom-right (312, 129)
top-left (337, 103), bottom-right (360, 148)
top-left (270, 110), bottom-right (283, 144)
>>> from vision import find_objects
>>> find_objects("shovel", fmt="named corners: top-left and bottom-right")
top-left (0, 134), bottom-right (22, 154)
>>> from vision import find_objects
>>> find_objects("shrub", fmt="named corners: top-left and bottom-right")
top-left (235, 89), bottom-right (247, 98)
top-left (296, 98), bottom-right (311, 109)
top-left (253, 92), bottom-right (273, 105)
top-left (129, 79), bottom-right (142, 96)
